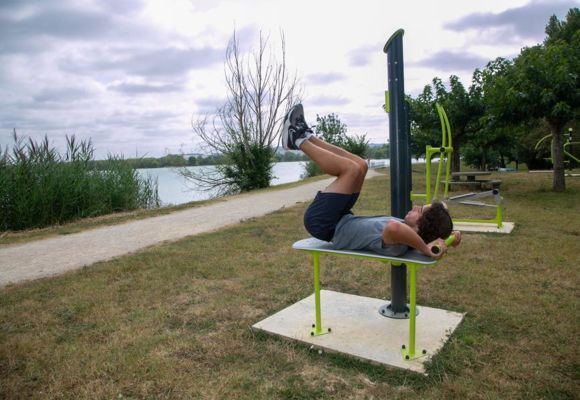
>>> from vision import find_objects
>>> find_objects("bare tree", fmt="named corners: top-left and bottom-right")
top-left (184, 30), bottom-right (300, 195)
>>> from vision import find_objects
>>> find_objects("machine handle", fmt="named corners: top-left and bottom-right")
top-left (431, 235), bottom-right (456, 255)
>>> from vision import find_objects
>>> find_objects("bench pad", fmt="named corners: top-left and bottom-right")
top-left (293, 238), bottom-right (436, 265)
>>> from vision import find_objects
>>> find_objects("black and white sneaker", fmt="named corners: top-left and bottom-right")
top-left (281, 104), bottom-right (313, 150)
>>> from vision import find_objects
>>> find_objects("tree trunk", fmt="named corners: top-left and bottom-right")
top-left (451, 139), bottom-right (461, 179)
top-left (550, 123), bottom-right (566, 192)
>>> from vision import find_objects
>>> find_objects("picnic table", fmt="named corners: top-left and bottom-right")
top-left (447, 171), bottom-right (501, 190)
top-left (452, 171), bottom-right (491, 181)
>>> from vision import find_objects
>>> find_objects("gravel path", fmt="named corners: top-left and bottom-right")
top-left (0, 171), bottom-right (381, 286)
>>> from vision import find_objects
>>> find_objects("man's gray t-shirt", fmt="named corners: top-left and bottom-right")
top-left (331, 214), bottom-right (409, 257)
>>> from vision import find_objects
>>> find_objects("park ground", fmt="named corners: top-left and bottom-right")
top-left (1, 167), bottom-right (579, 399)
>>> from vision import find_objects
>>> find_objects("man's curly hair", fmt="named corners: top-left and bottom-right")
top-left (417, 201), bottom-right (453, 244)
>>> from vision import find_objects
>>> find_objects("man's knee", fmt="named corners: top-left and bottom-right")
top-left (343, 160), bottom-right (366, 181)
top-left (358, 160), bottom-right (368, 176)
top-left (350, 159), bottom-right (368, 177)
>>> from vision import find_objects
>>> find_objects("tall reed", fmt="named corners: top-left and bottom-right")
top-left (0, 132), bottom-right (159, 231)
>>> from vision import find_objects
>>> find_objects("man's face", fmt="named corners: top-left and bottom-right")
top-left (405, 204), bottom-right (430, 230)
top-left (405, 202), bottom-right (449, 230)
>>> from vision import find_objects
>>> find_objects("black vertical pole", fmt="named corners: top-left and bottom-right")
top-left (380, 29), bottom-right (412, 318)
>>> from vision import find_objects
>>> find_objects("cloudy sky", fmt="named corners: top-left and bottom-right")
top-left (1, 0), bottom-right (577, 159)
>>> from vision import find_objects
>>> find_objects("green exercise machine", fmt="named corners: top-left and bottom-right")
top-left (255, 30), bottom-right (463, 370)
top-left (534, 128), bottom-right (580, 176)
top-left (294, 30), bottom-right (458, 362)
top-left (408, 103), bottom-right (506, 229)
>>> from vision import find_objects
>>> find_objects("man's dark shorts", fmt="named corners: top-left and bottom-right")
top-left (304, 191), bottom-right (360, 242)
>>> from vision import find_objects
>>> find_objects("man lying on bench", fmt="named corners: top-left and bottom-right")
top-left (282, 104), bottom-right (462, 258)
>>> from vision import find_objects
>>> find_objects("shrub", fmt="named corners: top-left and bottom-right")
top-left (0, 132), bottom-right (159, 232)
top-left (220, 143), bottom-right (275, 193)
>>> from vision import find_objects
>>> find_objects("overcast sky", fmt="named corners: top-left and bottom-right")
top-left (1, 0), bottom-right (577, 159)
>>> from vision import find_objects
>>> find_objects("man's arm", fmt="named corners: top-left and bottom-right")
top-left (382, 219), bottom-right (446, 259)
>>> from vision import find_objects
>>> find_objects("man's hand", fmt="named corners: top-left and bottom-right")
top-left (427, 238), bottom-right (447, 259)
top-left (451, 231), bottom-right (462, 247)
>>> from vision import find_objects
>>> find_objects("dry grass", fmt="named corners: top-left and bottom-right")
top-left (1, 170), bottom-right (579, 399)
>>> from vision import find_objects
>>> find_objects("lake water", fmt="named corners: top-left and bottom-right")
top-left (137, 160), bottom-right (395, 206)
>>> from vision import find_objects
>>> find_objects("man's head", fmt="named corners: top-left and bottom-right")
top-left (405, 201), bottom-right (453, 243)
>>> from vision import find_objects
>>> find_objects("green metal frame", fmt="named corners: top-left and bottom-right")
top-left (306, 250), bottom-right (431, 359)
top-left (454, 204), bottom-right (503, 228)
top-left (535, 130), bottom-right (580, 167)
top-left (301, 234), bottom-right (456, 361)
top-left (412, 103), bottom-right (504, 228)
top-left (411, 103), bottom-right (453, 204)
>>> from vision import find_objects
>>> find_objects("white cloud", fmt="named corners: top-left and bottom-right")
top-left (0, 0), bottom-right (575, 157)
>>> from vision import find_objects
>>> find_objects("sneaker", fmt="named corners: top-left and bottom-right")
top-left (281, 104), bottom-right (313, 150)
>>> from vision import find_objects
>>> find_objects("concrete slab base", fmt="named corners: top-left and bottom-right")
top-left (252, 290), bottom-right (464, 374)
top-left (454, 221), bottom-right (514, 233)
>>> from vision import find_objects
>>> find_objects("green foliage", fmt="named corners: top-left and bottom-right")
top-left (159, 154), bottom-right (187, 167)
top-left (462, 144), bottom-right (502, 170)
top-left (408, 90), bottom-right (441, 159)
top-left (301, 160), bottom-right (322, 179)
top-left (119, 153), bottom-right (229, 169)
top-left (367, 143), bottom-right (390, 159)
top-left (0, 132), bottom-right (159, 232)
top-left (303, 113), bottom-right (369, 178)
top-left (315, 113), bottom-right (347, 146)
top-left (408, 75), bottom-right (484, 171)
top-left (486, 38), bottom-right (579, 129)
top-left (482, 8), bottom-right (579, 190)
top-left (466, 59), bottom-right (518, 170)
top-left (342, 134), bottom-right (369, 158)
top-left (545, 8), bottom-right (580, 45)
top-left (314, 113), bottom-right (369, 158)
top-left (409, 7), bottom-right (579, 182)
top-left (124, 150), bottom-right (307, 171)
top-left (219, 143), bottom-right (275, 193)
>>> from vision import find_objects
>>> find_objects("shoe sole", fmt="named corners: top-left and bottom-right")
top-left (282, 104), bottom-right (303, 150)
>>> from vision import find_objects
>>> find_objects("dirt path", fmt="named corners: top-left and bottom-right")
top-left (0, 171), bottom-right (381, 286)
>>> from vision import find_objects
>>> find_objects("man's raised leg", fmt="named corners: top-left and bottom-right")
top-left (301, 139), bottom-right (366, 194)
top-left (308, 136), bottom-right (368, 175)
top-left (281, 103), bottom-right (367, 194)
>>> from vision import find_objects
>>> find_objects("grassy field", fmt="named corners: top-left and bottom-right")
top-left (1, 169), bottom-right (579, 399)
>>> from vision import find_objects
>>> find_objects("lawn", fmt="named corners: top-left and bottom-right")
top-left (1, 169), bottom-right (579, 399)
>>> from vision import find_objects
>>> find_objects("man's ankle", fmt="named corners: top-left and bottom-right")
top-left (295, 135), bottom-right (312, 149)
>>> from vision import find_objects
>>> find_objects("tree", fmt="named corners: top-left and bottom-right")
top-left (484, 9), bottom-right (579, 191)
top-left (464, 62), bottom-right (520, 170)
top-left (303, 113), bottom-right (368, 177)
top-left (314, 113), bottom-right (368, 157)
top-left (409, 74), bottom-right (484, 172)
top-left (185, 31), bottom-right (300, 194)
top-left (408, 88), bottom-right (440, 160)
top-left (315, 113), bottom-right (347, 146)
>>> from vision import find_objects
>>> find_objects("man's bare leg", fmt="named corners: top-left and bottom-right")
top-left (301, 139), bottom-right (366, 194)
top-left (308, 136), bottom-right (368, 172)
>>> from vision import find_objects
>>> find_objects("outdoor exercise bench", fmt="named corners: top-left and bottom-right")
top-left (293, 237), bottom-right (447, 360)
